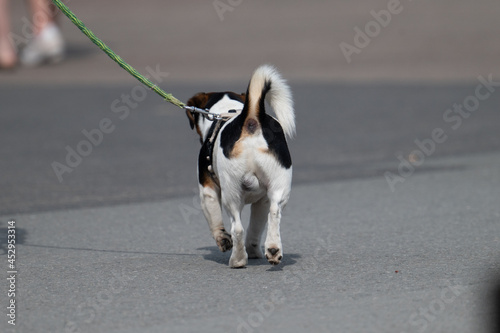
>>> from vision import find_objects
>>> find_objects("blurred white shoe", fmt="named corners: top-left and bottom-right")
top-left (20, 23), bottom-right (65, 66)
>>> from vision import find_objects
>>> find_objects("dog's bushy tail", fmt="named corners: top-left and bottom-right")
top-left (245, 65), bottom-right (295, 138)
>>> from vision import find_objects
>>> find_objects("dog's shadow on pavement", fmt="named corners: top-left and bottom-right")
top-left (197, 246), bottom-right (300, 270)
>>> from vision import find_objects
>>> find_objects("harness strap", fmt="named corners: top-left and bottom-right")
top-left (201, 109), bottom-right (242, 185)
top-left (204, 119), bottom-right (227, 185)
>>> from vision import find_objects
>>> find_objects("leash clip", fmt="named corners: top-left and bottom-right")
top-left (184, 106), bottom-right (224, 121)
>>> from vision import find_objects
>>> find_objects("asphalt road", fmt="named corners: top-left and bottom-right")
top-left (1, 81), bottom-right (500, 215)
top-left (1, 1), bottom-right (500, 332)
top-left (1, 152), bottom-right (500, 333)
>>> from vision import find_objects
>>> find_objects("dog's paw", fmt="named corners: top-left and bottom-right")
top-left (265, 247), bottom-right (282, 265)
top-left (215, 231), bottom-right (233, 252)
top-left (229, 251), bottom-right (248, 268)
top-left (246, 243), bottom-right (264, 259)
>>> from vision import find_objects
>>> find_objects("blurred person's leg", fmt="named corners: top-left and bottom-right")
top-left (20, 0), bottom-right (65, 66)
top-left (29, 0), bottom-right (59, 34)
top-left (0, 0), bottom-right (17, 69)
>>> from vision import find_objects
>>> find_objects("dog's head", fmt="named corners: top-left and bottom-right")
top-left (186, 92), bottom-right (246, 144)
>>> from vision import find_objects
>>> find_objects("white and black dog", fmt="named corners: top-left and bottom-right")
top-left (186, 65), bottom-right (295, 268)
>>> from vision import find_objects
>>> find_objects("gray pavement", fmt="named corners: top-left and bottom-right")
top-left (1, 152), bottom-right (500, 333)
top-left (1, 1), bottom-right (500, 332)
top-left (1, 81), bottom-right (500, 215)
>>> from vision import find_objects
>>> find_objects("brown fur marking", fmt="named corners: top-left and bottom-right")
top-left (201, 171), bottom-right (218, 189)
top-left (186, 92), bottom-right (211, 141)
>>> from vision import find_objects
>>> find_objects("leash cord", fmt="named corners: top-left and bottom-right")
top-left (51, 0), bottom-right (185, 109)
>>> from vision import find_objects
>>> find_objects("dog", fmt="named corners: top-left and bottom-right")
top-left (186, 65), bottom-right (295, 267)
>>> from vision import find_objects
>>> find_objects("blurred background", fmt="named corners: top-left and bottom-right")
top-left (4, 0), bottom-right (500, 84)
top-left (1, 0), bottom-right (499, 213)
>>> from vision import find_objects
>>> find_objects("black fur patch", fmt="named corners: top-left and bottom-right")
top-left (257, 80), bottom-right (292, 168)
top-left (220, 113), bottom-right (291, 169)
top-left (261, 115), bottom-right (292, 169)
top-left (220, 82), bottom-right (291, 169)
top-left (220, 115), bottom-right (244, 159)
top-left (220, 90), bottom-right (249, 159)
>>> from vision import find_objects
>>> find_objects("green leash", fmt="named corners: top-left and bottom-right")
top-left (51, 0), bottom-right (185, 109)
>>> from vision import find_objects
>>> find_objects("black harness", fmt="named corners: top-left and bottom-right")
top-left (202, 118), bottom-right (228, 186)
top-left (196, 109), bottom-right (240, 186)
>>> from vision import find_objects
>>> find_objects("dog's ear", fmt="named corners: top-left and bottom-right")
top-left (186, 92), bottom-right (209, 130)
top-left (187, 92), bottom-right (210, 108)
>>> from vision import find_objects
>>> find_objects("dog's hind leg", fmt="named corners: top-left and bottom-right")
top-left (264, 187), bottom-right (290, 265)
top-left (199, 184), bottom-right (232, 252)
top-left (224, 201), bottom-right (248, 268)
top-left (245, 197), bottom-right (270, 259)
